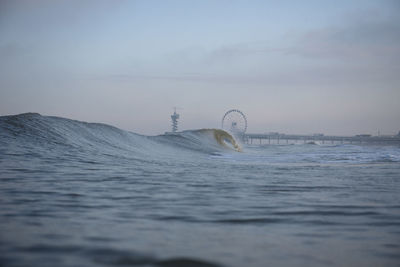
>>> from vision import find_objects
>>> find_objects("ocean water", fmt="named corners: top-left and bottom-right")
top-left (0, 113), bottom-right (399, 267)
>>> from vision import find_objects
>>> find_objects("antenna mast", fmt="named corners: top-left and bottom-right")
top-left (171, 107), bottom-right (180, 132)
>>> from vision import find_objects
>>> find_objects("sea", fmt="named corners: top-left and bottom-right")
top-left (0, 113), bottom-right (399, 267)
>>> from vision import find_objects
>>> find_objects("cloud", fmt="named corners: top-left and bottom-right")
top-left (95, 6), bottom-right (400, 90)
top-left (0, 42), bottom-right (27, 60)
top-left (203, 42), bottom-right (282, 64)
top-left (288, 14), bottom-right (400, 64)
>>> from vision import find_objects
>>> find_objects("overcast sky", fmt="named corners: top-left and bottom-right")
top-left (1, 0), bottom-right (399, 135)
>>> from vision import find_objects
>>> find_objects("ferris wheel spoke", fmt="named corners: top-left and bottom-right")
top-left (221, 109), bottom-right (247, 135)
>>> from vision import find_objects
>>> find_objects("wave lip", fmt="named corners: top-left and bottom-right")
top-left (153, 129), bottom-right (241, 154)
top-left (197, 128), bottom-right (241, 152)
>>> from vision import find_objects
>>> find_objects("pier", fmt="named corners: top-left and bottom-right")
top-left (244, 133), bottom-right (400, 145)
top-left (217, 109), bottom-right (400, 145)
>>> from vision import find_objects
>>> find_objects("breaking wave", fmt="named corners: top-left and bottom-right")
top-left (0, 113), bottom-right (240, 161)
top-left (1, 113), bottom-right (399, 165)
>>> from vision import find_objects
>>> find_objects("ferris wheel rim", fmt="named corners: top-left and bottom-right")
top-left (221, 109), bottom-right (247, 133)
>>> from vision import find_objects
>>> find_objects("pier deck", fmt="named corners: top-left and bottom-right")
top-left (244, 133), bottom-right (400, 145)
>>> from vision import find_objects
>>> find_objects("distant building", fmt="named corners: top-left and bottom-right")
top-left (355, 134), bottom-right (371, 138)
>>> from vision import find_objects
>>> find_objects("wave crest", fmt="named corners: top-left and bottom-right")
top-left (0, 114), bottom-right (241, 159)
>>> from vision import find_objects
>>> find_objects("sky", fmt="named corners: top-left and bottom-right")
top-left (1, 0), bottom-right (399, 135)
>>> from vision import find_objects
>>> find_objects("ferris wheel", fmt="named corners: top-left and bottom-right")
top-left (221, 109), bottom-right (247, 134)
